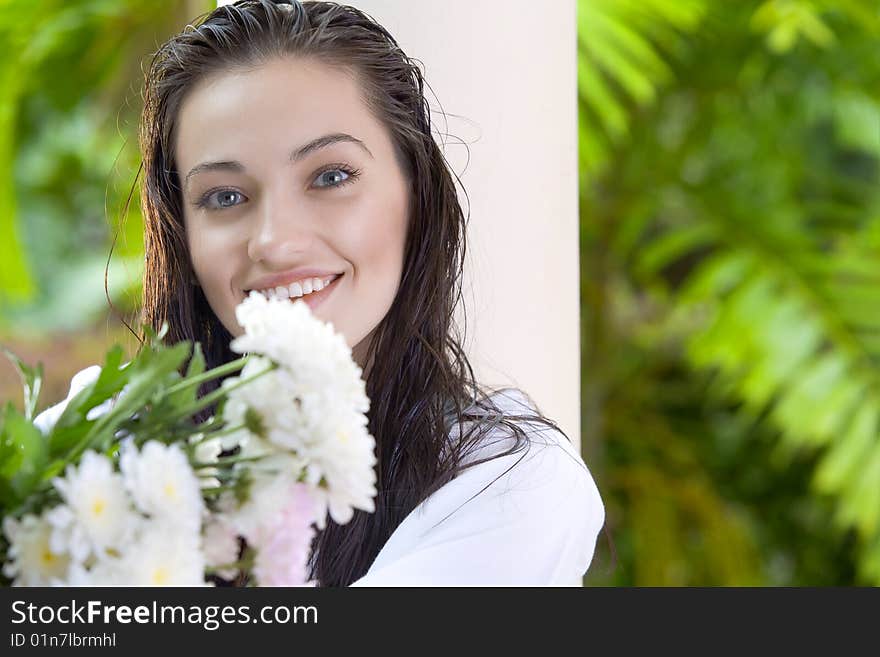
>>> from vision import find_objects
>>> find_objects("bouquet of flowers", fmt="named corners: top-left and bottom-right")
top-left (0, 293), bottom-right (377, 586)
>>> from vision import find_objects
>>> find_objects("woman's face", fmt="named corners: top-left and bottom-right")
top-left (174, 57), bottom-right (410, 366)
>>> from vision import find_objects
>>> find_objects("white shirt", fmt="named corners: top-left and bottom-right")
top-left (36, 371), bottom-right (605, 587)
top-left (351, 388), bottom-right (604, 586)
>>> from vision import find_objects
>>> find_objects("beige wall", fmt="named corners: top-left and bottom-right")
top-left (350, 0), bottom-right (580, 448)
top-left (218, 0), bottom-right (581, 449)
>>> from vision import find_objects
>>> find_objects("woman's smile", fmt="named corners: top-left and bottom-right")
top-left (245, 272), bottom-right (344, 311)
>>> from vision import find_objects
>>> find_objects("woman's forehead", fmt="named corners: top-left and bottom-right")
top-left (174, 58), bottom-right (383, 169)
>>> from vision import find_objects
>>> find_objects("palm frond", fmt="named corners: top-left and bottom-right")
top-left (578, 0), bottom-right (708, 176)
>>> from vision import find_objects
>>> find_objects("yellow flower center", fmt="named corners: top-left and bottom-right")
top-left (151, 567), bottom-right (169, 585)
top-left (40, 548), bottom-right (57, 567)
top-left (36, 535), bottom-right (68, 576)
top-left (163, 482), bottom-right (178, 501)
top-left (91, 497), bottom-right (106, 517)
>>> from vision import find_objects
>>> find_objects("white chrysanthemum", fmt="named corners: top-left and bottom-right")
top-left (120, 440), bottom-right (204, 531)
top-left (64, 557), bottom-right (124, 586)
top-left (308, 418), bottom-right (378, 528)
top-left (222, 357), bottom-right (300, 449)
top-left (48, 450), bottom-right (136, 561)
top-left (84, 522), bottom-right (207, 587)
top-left (2, 513), bottom-right (71, 585)
top-left (231, 293), bottom-right (369, 414)
top-left (224, 293), bottom-right (378, 529)
top-left (223, 403), bottom-right (375, 531)
top-left (222, 357), bottom-right (332, 458)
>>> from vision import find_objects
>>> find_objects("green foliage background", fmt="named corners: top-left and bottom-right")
top-left (0, 0), bottom-right (877, 584)
top-left (0, 0), bottom-right (212, 410)
top-left (580, 0), bottom-right (879, 584)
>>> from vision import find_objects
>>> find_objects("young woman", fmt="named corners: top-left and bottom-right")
top-left (41, 0), bottom-right (605, 586)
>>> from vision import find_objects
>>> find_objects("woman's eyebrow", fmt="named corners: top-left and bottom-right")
top-left (290, 133), bottom-right (373, 162)
top-left (184, 160), bottom-right (244, 192)
top-left (183, 133), bottom-right (373, 192)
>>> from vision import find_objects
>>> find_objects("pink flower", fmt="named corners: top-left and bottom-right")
top-left (253, 483), bottom-right (317, 587)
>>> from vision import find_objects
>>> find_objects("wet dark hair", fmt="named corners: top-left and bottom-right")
top-left (136, 0), bottom-right (571, 586)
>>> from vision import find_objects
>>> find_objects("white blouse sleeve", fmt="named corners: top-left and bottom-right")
top-left (350, 391), bottom-right (605, 587)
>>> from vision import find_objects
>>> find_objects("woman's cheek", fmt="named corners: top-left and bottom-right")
top-left (187, 224), bottom-right (242, 334)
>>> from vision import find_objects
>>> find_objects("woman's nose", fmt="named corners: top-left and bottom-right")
top-left (247, 197), bottom-right (313, 266)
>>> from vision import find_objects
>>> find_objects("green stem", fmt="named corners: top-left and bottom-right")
top-left (164, 355), bottom-right (249, 397)
top-left (199, 454), bottom-right (267, 468)
top-left (184, 424), bottom-right (246, 452)
top-left (205, 423), bottom-right (247, 441)
top-left (163, 361), bottom-right (278, 425)
top-left (126, 422), bottom-right (202, 449)
top-left (200, 484), bottom-right (240, 497)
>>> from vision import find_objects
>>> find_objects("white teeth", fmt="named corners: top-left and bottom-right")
top-left (254, 274), bottom-right (339, 301)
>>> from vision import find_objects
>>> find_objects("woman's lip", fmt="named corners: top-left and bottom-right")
top-left (301, 272), bottom-right (341, 311)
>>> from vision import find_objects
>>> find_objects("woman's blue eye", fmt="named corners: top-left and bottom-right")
top-left (314, 168), bottom-right (351, 188)
top-left (201, 189), bottom-right (245, 210)
top-left (197, 168), bottom-right (357, 210)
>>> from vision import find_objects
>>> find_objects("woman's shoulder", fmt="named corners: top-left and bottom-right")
top-left (450, 386), bottom-right (584, 467)
top-left (457, 387), bottom-right (602, 515)
top-left (353, 387), bottom-right (605, 585)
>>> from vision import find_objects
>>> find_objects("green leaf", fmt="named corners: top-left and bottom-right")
top-left (680, 251), bottom-right (755, 302)
top-left (0, 403), bottom-right (49, 509)
top-left (47, 345), bottom-right (128, 457)
top-left (81, 340), bottom-right (191, 446)
top-left (838, 442), bottom-right (880, 537)
top-left (159, 341), bottom-right (205, 418)
top-left (832, 89), bottom-right (880, 156)
top-left (751, 0), bottom-right (836, 53)
top-left (739, 297), bottom-right (823, 406)
top-left (579, 50), bottom-right (629, 142)
top-left (814, 402), bottom-right (878, 496)
top-left (1, 346), bottom-right (43, 421)
top-left (859, 530), bottom-right (880, 584)
top-left (186, 342), bottom-right (206, 379)
top-left (636, 223), bottom-right (718, 280)
top-left (180, 341), bottom-right (206, 399)
top-left (41, 339), bottom-right (193, 483)
top-left (143, 321), bottom-right (170, 346)
top-left (578, 0), bottom-right (707, 178)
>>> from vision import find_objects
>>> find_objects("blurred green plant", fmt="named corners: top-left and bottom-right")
top-left (581, 0), bottom-right (879, 584)
top-left (577, 0), bottom-right (708, 177)
top-left (0, 0), bottom-right (212, 335)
